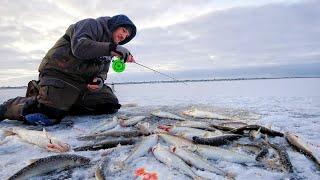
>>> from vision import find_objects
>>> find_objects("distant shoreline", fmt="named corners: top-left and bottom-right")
top-left (1, 76), bottom-right (319, 89)
top-left (110, 76), bottom-right (320, 85)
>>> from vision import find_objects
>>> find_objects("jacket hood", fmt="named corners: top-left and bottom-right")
top-left (107, 14), bottom-right (137, 45)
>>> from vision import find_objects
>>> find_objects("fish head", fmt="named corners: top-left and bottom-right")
top-left (157, 125), bottom-right (171, 132)
top-left (47, 140), bottom-right (70, 153)
top-left (284, 132), bottom-right (297, 138)
top-left (151, 143), bottom-right (162, 152)
top-left (192, 136), bottom-right (199, 142)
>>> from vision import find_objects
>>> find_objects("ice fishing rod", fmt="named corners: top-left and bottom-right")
top-left (112, 57), bottom-right (187, 85)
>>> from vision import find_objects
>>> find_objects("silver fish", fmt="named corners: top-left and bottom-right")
top-left (158, 133), bottom-right (197, 151)
top-left (285, 132), bottom-right (320, 167)
top-left (151, 110), bottom-right (186, 121)
top-left (193, 134), bottom-right (242, 146)
top-left (77, 130), bottom-right (144, 141)
top-left (212, 121), bottom-right (248, 131)
top-left (159, 125), bottom-right (223, 140)
top-left (182, 109), bottom-right (234, 120)
top-left (169, 145), bottom-right (232, 178)
top-left (195, 145), bottom-right (257, 164)
top-left (90, 116), bottom-right (119, 133)
top-left (119, 116), bottom-right (146, 127)
top-left (152, 143), bottom-right (201, 179)
top-left (124, 134), bottom-right (158, 164)
top-left (231, 125), bottom-right (283, 137)
top-left (175, 121), bottom-right (218, 131)
top-left (74, 137), bottom-right (138, 151)
top-left (4, 127), bottom-right (70, 153)
top-left (8, 154), bottom-right (90, 180)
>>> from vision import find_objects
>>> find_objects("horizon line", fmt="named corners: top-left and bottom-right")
top-left (0, 76), bottom-right (319, 89)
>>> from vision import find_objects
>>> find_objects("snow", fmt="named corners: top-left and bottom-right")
top-left (0, 78), bottom-right (320, 179)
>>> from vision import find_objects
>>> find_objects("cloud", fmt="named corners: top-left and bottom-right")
top-left (0, 0), bottom-right (318, 86)
top-left (129, 0), bottom-right (320, 71)
top-left (51, 0), bottom-right (217, 29)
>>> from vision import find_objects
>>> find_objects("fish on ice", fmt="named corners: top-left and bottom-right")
top-left (90, 116), bottom-right (119, 134)
top-left (123, 134), bottom-right (159, 164)
top-left (158, 125), bottom-right (224, 140)
top-left (182, 108), bottom-right (234, 120)
top-left (8, 154), bottom-right (90, 180)
top-left (119, 116), bottom-right (147, 127)
top-left (152, 143), bottom-right (201, 179)
top-left (169, 145), bottom-right (233, 178)
top-left (195, 144), bottom-right (257, 165)
top-left (4, 127), bottom-right (70, 153)
top-left (151, 110), bottom-right (186, 121)
top-left (285, 132), bottom-right (320, 167)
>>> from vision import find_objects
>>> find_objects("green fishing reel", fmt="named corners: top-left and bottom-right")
top-left (112, 57), bottom-right (126, 73)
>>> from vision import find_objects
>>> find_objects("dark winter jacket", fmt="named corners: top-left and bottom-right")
top-left (38, 15), bottom-right (136, 85)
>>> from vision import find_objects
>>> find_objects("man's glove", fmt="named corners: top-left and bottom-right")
top-left (24, 113), bottom-right (57, 126)
top-left (109, 44), bottom-right (131, 62)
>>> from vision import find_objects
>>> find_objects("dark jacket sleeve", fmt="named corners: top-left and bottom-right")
top-left (70, 18), bottom-right (112, 59)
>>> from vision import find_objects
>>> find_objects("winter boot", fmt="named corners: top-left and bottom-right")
top-left (0, 97), bottom-right (31, 121)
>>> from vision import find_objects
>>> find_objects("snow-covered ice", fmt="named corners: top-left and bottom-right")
top-left (0, 78), bottom-right (319, 179)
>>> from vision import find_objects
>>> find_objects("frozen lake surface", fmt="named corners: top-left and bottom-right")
top-left (0, 78), bottom-right (319, 179)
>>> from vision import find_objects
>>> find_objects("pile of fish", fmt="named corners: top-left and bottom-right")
top-left (3, 108), bottom-right (320, 179)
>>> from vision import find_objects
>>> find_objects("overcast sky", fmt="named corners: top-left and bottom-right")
top-left (0, 0), bottom-right (319, 86)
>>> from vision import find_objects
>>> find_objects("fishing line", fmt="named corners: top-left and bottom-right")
top-left (134, 62), bottom-right (188, 85)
